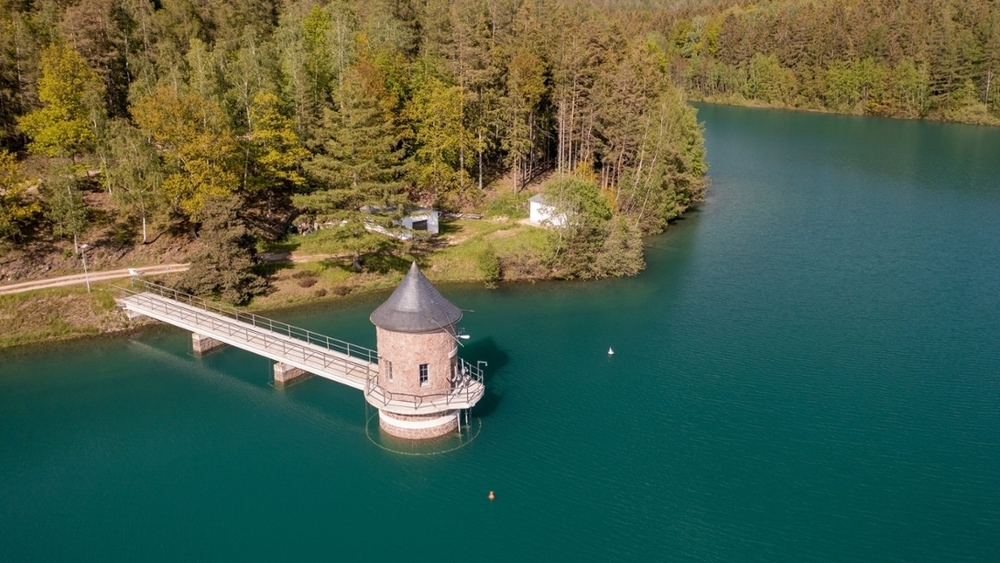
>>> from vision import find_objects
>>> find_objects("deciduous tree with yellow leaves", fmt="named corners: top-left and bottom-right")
top-left (17, 44), bottom-right (103, 160)
top-left (0, 149), bottom-right (40, 242)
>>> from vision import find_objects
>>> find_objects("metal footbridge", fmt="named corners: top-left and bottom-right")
top-left (117, 279), bottom-right (377, 389)
top-left (115, 279), bottom-right (484, 414)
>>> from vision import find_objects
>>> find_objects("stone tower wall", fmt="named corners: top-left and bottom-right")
top-left (376, 326), bottom-right (457, 395)
top-left (378, 410), bottom-right (458, 440)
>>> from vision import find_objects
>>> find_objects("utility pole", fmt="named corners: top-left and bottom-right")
top-left (80, 244), bottom-right (91, 293)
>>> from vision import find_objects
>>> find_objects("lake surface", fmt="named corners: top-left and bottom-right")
top-left (2, 105), bottom-right (999, 562)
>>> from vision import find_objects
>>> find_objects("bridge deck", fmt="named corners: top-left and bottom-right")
top-left (118, 291), bottom-right (377, 390)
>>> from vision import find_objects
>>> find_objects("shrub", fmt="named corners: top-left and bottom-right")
top-left (543, 177), bottom-right (612, 226)
top-left (476, 245), bottom-right (502, 288)
top-left (590, 217), bottom-right (645, 278)
top-left (486, 191), bottom-right (530, 219)
top-left (109, 222), bottom-right (136, 246)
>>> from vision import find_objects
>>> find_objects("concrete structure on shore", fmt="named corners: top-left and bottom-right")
top-left (365, 262), bottom-right (482, 439)
top-left (116, 264), bottom-right (484, 442)
top-left (528, 193), bottom-right (567, 227)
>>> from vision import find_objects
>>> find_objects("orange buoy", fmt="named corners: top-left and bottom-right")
top-left (488, 491), bottom-right (495, 501)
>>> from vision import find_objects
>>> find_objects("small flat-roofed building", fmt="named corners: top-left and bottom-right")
top-left (361, 206), bottom-right (441, 241)
top-left (528, 193), bottom-right (567, 227)
top-left (399, 208), bottom-right (440, 234)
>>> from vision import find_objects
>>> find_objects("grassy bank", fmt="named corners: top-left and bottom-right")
top-left (248, 219), bottom-right (556, 310)
top-left (0, 285), bottom-right (131, 349)
top-left (0, 219), bottom-right (557, 350)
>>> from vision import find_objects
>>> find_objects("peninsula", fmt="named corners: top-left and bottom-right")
top-left (1, 0), bottom-right (711, 348)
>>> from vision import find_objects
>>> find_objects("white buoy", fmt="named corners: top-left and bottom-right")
top-left (608, 347), bottom-right (614, 355)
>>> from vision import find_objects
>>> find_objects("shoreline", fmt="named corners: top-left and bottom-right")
top-left (0, 263), bottom-right (553, 352)
top-left (0, 216), bottom-right (561, 350)
top-left (0, 190), bottom-right (697, 352)
top-left (689, 97), bottom-right (1000, 128)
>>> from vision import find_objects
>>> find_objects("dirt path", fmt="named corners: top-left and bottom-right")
top-left (0, 263), bottom-right (191, 295)
top-left (0, 250), bottom-right (352, 296)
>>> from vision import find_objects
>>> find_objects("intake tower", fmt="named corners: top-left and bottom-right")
top-left (365, 262), bottom-right (484, 439)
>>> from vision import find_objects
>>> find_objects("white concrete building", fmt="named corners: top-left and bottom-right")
top-left (528, 194), bottom-right (567, 227)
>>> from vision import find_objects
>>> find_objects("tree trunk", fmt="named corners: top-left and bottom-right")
top-left (568, 79), bottom-right (577, 171)
top-left (527, 114), bottom-right (536, 185)
top-left (557, 101), bottom-right (564, 174)
top-left (478, 131), bottom-right (484, 190)
top-left (13, 21), bottom-right (26, 110)
top-left (986, 69), bottom-right (994, 107)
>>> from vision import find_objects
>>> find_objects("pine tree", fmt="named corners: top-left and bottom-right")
top-left (500, 44), bottom-right (546, 193)
top-left (550, 5), bottom-right (604, 175)
top-left (59, 0), bottom-right (131, 118)
top-left (304, 56), bottom-right (408, 212)
top-left (406, 64), bottom-right (473, 207)
top-left (275, 2), bottom-right (355, 140)
top-left (176, 194), bottom-right (268, 304)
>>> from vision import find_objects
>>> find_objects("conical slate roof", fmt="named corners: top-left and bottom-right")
top-left (370, 262), bottom-right (463, 333)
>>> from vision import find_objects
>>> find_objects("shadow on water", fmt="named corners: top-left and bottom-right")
top-left (461, 336), bottom-right (509, 418)
top-left (473, 388), bottom-right (502, 419)
top-left (461, 336), bottom-right (509, 379)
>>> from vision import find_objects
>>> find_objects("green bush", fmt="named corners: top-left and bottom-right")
top-left (543, 177), bottom-right (612, 225)
top-left (110, 221), bottom-right (137, 246)
top-left (476, 245), bottom-right (502, 288)
top-left (486, 191), bottom-right (530, 219)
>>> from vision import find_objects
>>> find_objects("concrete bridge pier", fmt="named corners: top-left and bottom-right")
top-left (273, 363), bottom-right (311, 388)
top-left (191, 333), bottom-right (226, 355)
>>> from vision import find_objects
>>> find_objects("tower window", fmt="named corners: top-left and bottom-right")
top-left (386, 361), bottom-right (393, 382)
top-left (419, 364), bottom-right (429, 386)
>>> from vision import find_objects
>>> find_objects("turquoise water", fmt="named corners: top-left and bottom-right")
top-left (2, 105), bottom-right (999, 561)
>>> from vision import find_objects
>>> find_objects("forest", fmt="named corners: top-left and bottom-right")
top-left (0, 0), bottom-right (708, 302)
top-left (656, 0), bottom-right (1000, 123)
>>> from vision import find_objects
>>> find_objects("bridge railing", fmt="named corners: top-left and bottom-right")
top-left (119, 290), bottom-right (375, 383)
top-left (120, 278), bottom-right (379, 366)
top-left (364, 357), bottom-right (484, 411)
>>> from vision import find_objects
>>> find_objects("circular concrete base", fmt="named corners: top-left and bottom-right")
top-left (378, 410), bottom-right (458, 440)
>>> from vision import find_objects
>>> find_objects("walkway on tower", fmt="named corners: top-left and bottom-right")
top-left (117, 279), bottom-right (378, 390)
